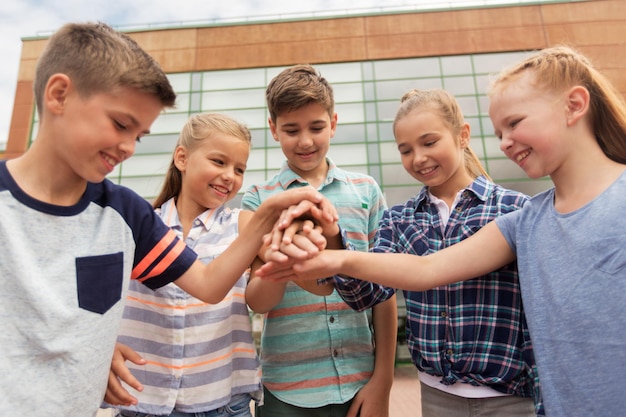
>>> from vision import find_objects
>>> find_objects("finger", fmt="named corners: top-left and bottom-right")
top-left (281, 221), bottom-right (303, 245)
top-left (288, 234), bottom-right (321, 257)
top-left (104, 371), bottom-right (137, 406)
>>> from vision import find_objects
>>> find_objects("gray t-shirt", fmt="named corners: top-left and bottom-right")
top-left (496, 170), bottom-right (626, 417)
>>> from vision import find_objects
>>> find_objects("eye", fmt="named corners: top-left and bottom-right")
top-left (510, 118), bottom-right (522, 129)
top-left (113, 120), bottom-right (126, 130)
top-left (211, 158), bottom-right (224, 166)
top-left (135, 137), bottom-right (142, 144)
top-left (235, 167), bottom-right (246, 175)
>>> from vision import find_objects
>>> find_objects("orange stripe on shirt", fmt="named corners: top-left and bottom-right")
top-left (135, 237), bottom-right (187, 282)
top-left (132, 229), bottom-right (178, 280)
top-left (264, 371), bottom-right (372, 391)
top-left (125, 292), bottom-right (244, 310)
top-left (145, 347), bottom-right (258, 370)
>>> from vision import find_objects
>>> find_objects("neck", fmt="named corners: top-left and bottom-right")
top-left (551, 144), bottom-right (624, 213)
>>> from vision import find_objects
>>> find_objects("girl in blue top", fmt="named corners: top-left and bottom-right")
top-left (260, 45), bottom-right (626, 417)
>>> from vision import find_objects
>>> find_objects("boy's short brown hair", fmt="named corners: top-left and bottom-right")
top-left (265, 64), bottom-right (334, 123)
top-left (33, 22), bottom-right (176, 117)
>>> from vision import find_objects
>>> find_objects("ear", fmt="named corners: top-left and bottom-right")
top-left (459, 122), bottom-right (471, 149)
top-left (565, 85), bottom-right (590, 126)
top-left (329, 112), bottom-right (338, 138)
top-left (173, 146), bottom-right (188, 172)
top-left (268, 118), bottom-right (279, 142)
top-left (44, 74), bottom-right (72, 115)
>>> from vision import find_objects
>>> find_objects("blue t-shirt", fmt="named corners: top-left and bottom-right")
top-left (496, 170), bottom-right (626, 417)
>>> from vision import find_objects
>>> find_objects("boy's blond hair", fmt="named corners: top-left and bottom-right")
top-left (265, 64), bottom-right (334, 123)
top-left (33, 22), bottom-right (176, 117)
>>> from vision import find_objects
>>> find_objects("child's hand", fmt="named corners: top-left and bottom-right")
top-left (104, 343), bottom-right (146, 406)
top-left (276, 195), bottom-right (338, 235)
top-left (264, 219), bottom-right (326, 261)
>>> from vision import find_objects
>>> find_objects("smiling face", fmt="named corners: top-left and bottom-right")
top-left (54, 81), bottom-right (163, 185)
top-left (489, 71), bottom-right (569, 179)
top-left (270, 102), bottom-right (337, 184)
top-left (394, 106), bottom-right (473, 197)
top-left (175, 132), bottom-right (250, 217)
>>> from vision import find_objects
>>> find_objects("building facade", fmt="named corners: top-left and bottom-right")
top-left (4, 0), bottom-right (625, 205)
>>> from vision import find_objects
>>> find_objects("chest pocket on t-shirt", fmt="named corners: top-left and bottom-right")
top-left (76, 252), bottom-right (124, 314)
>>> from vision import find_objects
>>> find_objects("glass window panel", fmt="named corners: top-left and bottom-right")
top-left (333, 83), bottom-right (364, 103)
top-left (384, 186), bottom-right (419, 206)
top-left (247, 148), bottom-right (268, 171)
top-left (456, 96), bottom-right (479, 117)
top-left (336, 102), bottom-right (365, 124)
top-left (487, 158), bottom-right (528, 181)
top-left (482, 136), bottom-right (506, 158)
top-left (316, 62), bottom-right (363, 83)
top-left (241, 170), bottom-right (276, 194)
top-left (119, 176), bottom-right (164, 200)
top-left (466, 117), bottom-right (483, 138)
top-left (367, 143), bottom-right (380, 164)
top-left (361, 103), bottom-right (375, 124)
top-left (337, 123), bottom-right (366, 141)
top-left (221, 109), bottom-right (268, 130)
top-left (361, 62), bottom-right (374, 81)
top-left (202, 68), bottom-right (267, 90)
top-left (190, 93), bottom-right (202, 112)
top-left (167, 73), bottom-right (191, 92)
top-left (327, 143), bottom-right (368, 166)
top-left (267, 147), bottom-right (286, 169)
top-left (136, 133), bottom-right (178, 155)
top-left (118, 154), bottom-right (172, 177)
top-left (377, 121), bottom-right (394, 142)
top-left (201, 88), bottom-right (266, 111)
top-left (441, 55), bottom-right (473, 75)
top-left (381, 163), bottom-right (414, 186)
top-left (174, 93), bottom-right (191, 113)
top-left (250, 128), bottom-right (269, 148)
top-left (379, 141), bottom-right (400, 163)
top-left (442, 76), bottom-right (477, 96)
top-left (374, 57), bottom-right (441, 79)
top-left (377, 100), bottom-right (401, 122)
top-left (150, 112), bottom-right (190, 135)
top-left (472, 52), bottom-right (529, 74)
top-left (191, 73), bottom-right (203, 91)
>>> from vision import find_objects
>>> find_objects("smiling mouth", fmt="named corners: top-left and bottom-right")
top-left (101, 152), bottom-right (118, 169)
top-left (418, 166), bottom-right (437, 175)
top-left (516, 150), bottom-right (531, 163)
top-left (211, 185), bottom-right (230, 195)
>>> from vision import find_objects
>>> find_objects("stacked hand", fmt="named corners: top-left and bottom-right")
top-left (258, 194), bottom-right (342, 282)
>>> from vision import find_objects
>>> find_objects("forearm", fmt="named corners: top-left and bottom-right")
top-left (370, 296), bottom-right (397, 388)
top-left (246, 258), bottom-right (287, 313)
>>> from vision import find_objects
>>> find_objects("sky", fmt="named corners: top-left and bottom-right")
top-left (0, 0), bottom-right (533, 147)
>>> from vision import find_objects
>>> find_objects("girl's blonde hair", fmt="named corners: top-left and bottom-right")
top-left (488, 45), bottom-right (626, 164)
top-left (153, 113), bottom-right (252, 208)
top-left (393, 88), bottom-right (491, 180)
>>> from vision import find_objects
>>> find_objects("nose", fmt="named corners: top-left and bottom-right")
top-left (221, 167), bottom-right (235, 183)
top-left (412, 150), bottom-right (427, 167)
top-left (118, 137), bottom-right (136, 161)
top-left (499, 133), bottom-right (513, 153)
top-left (298, 133), bottom-right (314, 148)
